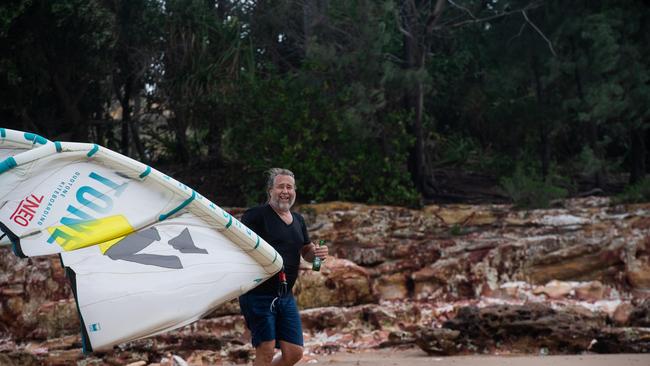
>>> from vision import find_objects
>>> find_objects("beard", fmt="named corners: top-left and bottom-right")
top-left (270, 195), bottom-right (295, 211)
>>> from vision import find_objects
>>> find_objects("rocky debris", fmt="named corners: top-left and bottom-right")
top-left (591, 327), bottom-right (650, 353)
top-left (415, 328), bottom-right (461, 355)
top-left (294, 257), bottom-right (374, 309)
top-left (380, 330), bottom-right (417, 347)
top-left (612, 302), bottom-right (636, 326)
top-left (415, 301), bottom-right (650, 355)
top-left (301, 198), bottom-right (650, 303)
top-left (2, 299), bottom-right (650, 364)
top-left (628, 300), bottom-right (650, 326)
top-left (575, 281), bottom-right (606, 301)
top-left (1, 197), bottom-right (650, 363)
top-left (442, 303), bottom-right (605, 353)
top-left (533, 280), bottom-right (575, 299)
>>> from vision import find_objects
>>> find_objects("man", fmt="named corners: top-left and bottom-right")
top-left (239, 168), bottom-right (329, 366)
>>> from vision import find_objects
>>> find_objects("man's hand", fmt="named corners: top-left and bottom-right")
top-left (302, 242), bottom-right (329, 263)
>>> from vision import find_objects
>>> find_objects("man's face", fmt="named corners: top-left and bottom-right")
top-left (269, 174), bottom-right (296, 211)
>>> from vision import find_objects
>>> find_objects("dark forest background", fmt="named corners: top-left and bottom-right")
top-left (1, 0), bottom-right (648, 207)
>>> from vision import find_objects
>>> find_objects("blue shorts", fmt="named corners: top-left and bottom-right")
top-left (238, 293), bottom-right (304, 348)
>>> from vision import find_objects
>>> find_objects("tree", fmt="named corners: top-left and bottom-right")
top-left (398, 0), bottom-right (446, 196)
top-left (0, 0), bottom-right (115, 140)
top-left (396, 0), bottom-right (545, 198)
top-left (547, 0), bottom-right (650, 186)
top-left (104, 0), bottom-right (163, 161)
top-left (157, 0), bottom-right (246, 163)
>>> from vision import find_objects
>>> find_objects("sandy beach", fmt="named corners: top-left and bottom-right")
top-left (309, 348), bottom-right (650, 366)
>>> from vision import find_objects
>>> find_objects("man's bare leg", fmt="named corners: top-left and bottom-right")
top-left (271, 340), bottom-right (303, 366)
top-left (254, 340), bottom-right (276, 366)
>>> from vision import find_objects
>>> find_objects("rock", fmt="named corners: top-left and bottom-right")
top-left (365, 302), bottom-right (433, 331)
top-left (1, 198), bottom-right (650, 361)
top-left (372, 273), bottom-right (409, 300)
top-left (524, 242), bottom-right (625, 285)
top-left (227, 345), bottom-right (253, 364)
top-left (172, 355), bottom-right (188, 366)
top-left (592, 327), bottom-right (650, 353)
top-left (42, 335), bottom-right (79, 351)
top-left (387, 330), bottom-right (414, 343)
top-left (299, 302), bottom-right (437, 335)
top-left (41, 348), bottom-right (85, 365)
top-left (535, 214), bottom-right (589, 227)
top-left (177, 314), bottom-right (247, 340)
top-left (179, 332), bottom-right (222, 350)
top-left (415, 328), bottom-right (461, 355)
top-left (345, 246), bottom-right (386, 266)
top-left (612, 302), bottom-right (635, 326)
top-left (411, 258), bottom-right (473, 300)
top-left (533, 280), bottom-right (573, 299)
top-left (0, 352), bottom-right (41, 366)
top-left (575, 281), bottom-right (606, 301)
top-left (626, 237), bottom-right (650, 292)
top-left (628, 300), bottom-right (650, 326)
top-left (379, 330), bottom-right (416, 347)
top-left (184, 350), bottom-right (222, 366)
top-left (126, 361), bottom-right (147, 366)
top-left (442, 303), bottom-right (606, 353)
top-left (5, 296), bottom-right (24, 320)
top-left (300, 306), bottom-right (352, 331)
top-left (496, 281), bottom-right (530, 300)
top-left (30, 300), bottom-right (80, 339)
top-left (294, 257), bottom-right (375, 308)
top-left (423, 205), bottom-right (498, 226)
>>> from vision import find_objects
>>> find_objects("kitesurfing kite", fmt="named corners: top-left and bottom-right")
top-left (0, 128), bottom-right (283, 352)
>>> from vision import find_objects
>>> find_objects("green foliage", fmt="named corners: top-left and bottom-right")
top-left (0, 0), bottom-right (116, 138)
top-left (432, 134), bottom-right (480, 167)
top-left (577, 146), bottom-right (607, 177)
top-left (450, 224), bottom-right (463, 236)
top-left (429, 133), bottom-right (516, 178)
top-left (218, 0), bottom-right (418, 206)
top-left (614, 178), bottom-right (650, 204)
top-left (222, 76), bottom-right (417, 206)
top-left (500, 164), bottom-right (568, 209)
top-left (1, 0), bottom-right (648, 205)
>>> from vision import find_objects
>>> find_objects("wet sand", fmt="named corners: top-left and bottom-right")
top-left (309, 348), bottom-right (650, 366)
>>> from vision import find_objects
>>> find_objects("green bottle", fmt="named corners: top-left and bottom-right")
top-left (312, 240), bottom-right (325, 271)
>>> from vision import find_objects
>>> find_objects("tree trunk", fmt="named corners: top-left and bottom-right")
top-left (414, 80), bottom-right (426, 192)
top-left (51, 73), bottom-right (87, 141)
top-left (120, 75), bottom-right (133, 156)
top-left (303, 0), bottom-right (328, 53)
top-left (173, 115), bottom-right (190, 163)
top-left (402, 0), bottom-right (422, 193)
top-left (629, 124), bottom-right (647, 184)
top-left (131, 119), bottom-right (147, 163)
top-left (402, 0), bottom-right (446, 197)
top-left (572, 48), bottom-right (603, 189)
top-left (207, 114), bottom-right (222, 162)
top-left (532, 54), bottom-right (550, 179)
top-left (19, 108), bottom-right (40, 134)
top-left (215, 0), bottom-right (228, 19)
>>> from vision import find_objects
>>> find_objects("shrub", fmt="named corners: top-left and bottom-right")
top-left (500, 164), bottom-right (568, 209)
top-left (221, 76), bottom-right (418, 206)
top-left (614, 177), bottom-right (650, 204)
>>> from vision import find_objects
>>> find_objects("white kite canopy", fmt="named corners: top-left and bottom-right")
top-left (0, 127), bottom-right (52, 154)
top-left (0, 128), bottom-right (52, 200)
top-left (0, 132), bottom-right (282, 352)
top-left (0, 128), bottom-right (53, 245)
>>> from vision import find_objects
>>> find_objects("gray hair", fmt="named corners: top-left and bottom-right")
top-left (266, 168), bottom-right (296, 197)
